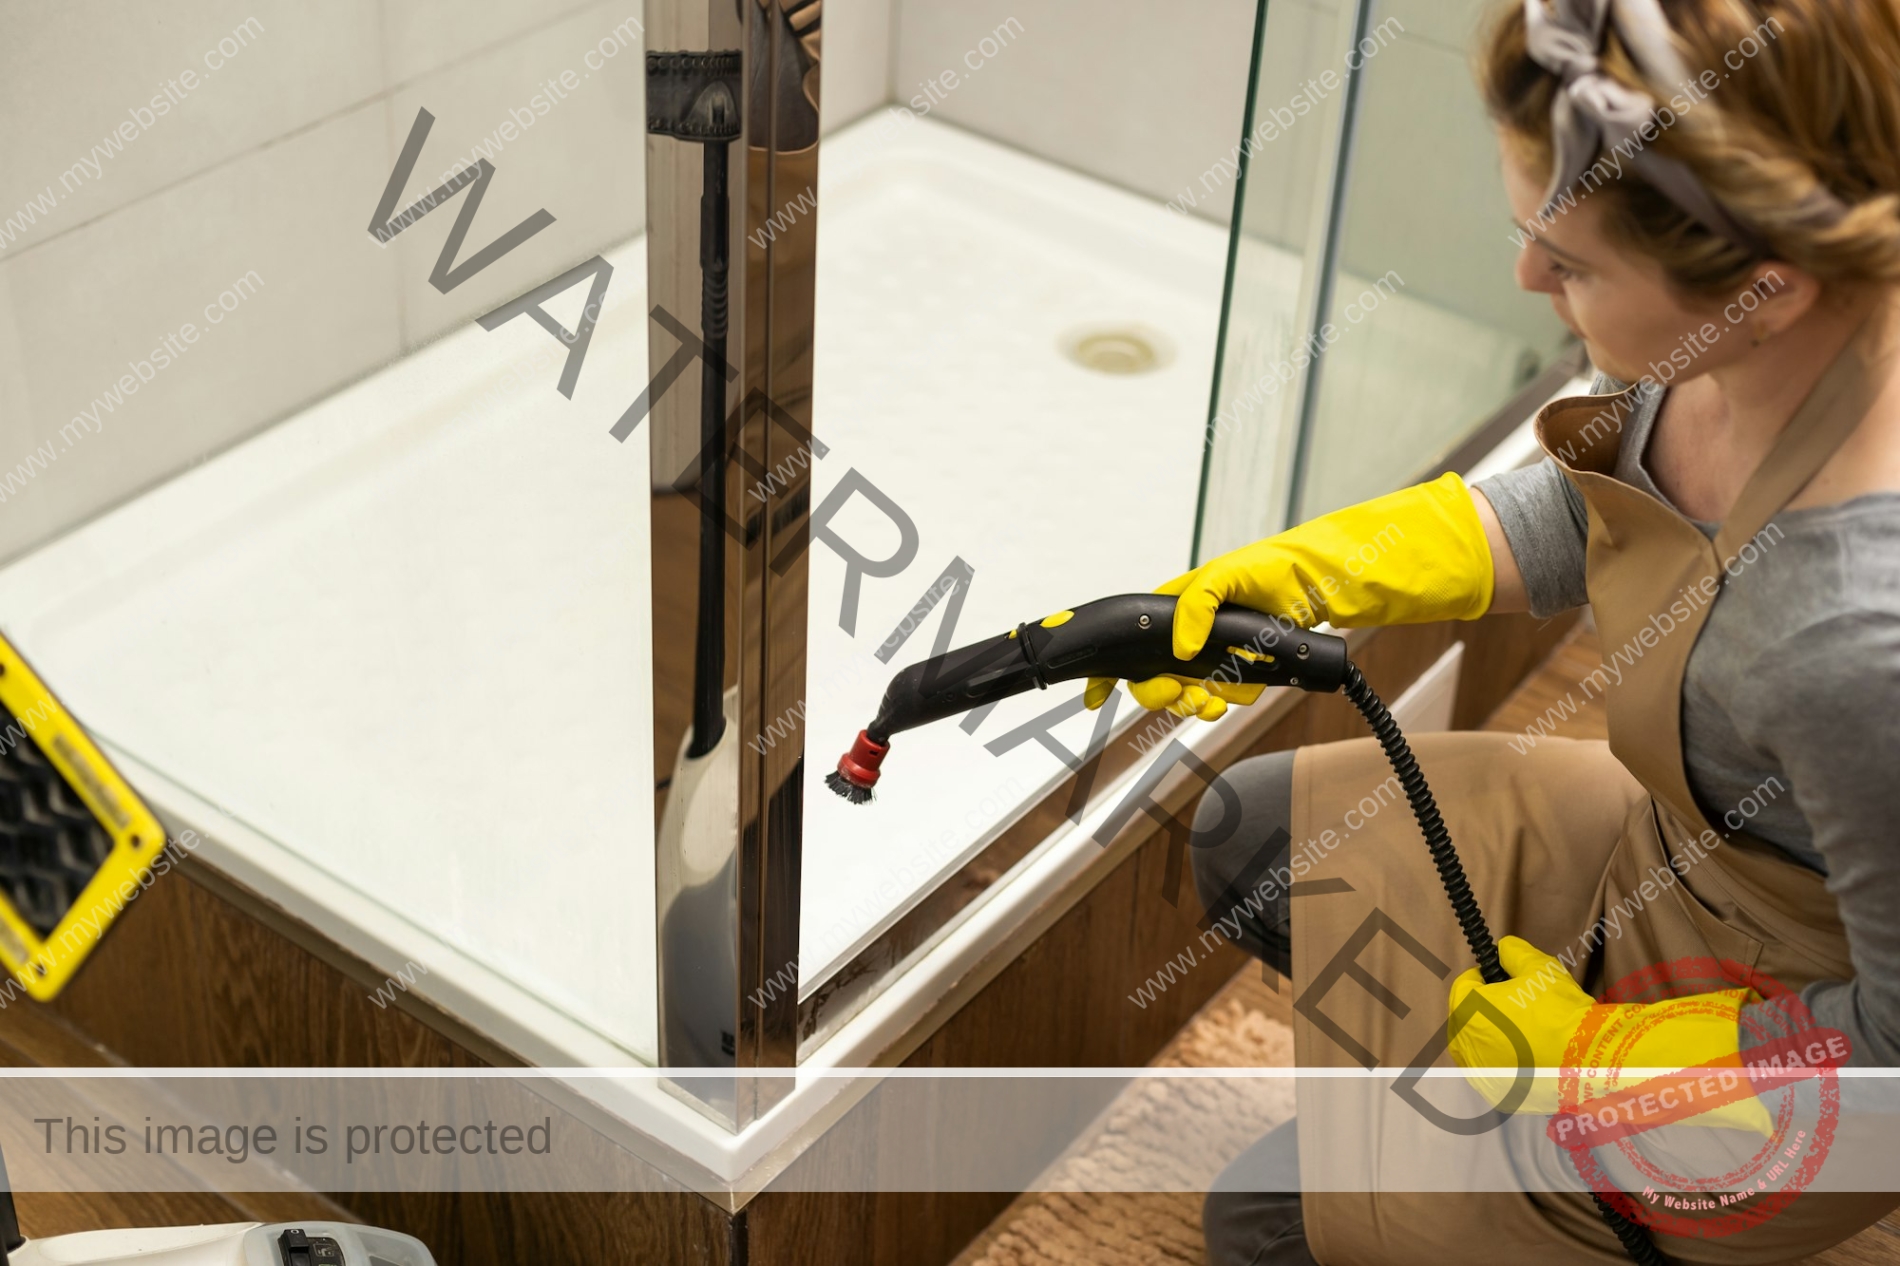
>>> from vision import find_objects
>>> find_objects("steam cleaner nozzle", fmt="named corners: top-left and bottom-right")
top-left (827, 730), bottom-right (889, 803)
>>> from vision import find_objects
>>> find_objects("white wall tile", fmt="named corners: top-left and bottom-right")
top-left (0, 1), bottom-right (382, 257)
top-left (383, 1), bottom-right (646, 347)
top-left (1381, 0), bottom-right (1488, 52)
top-left (382, 0), bottom-right (612, 85)
top-left (0, 103), bottom-right (404, 563)
top-left (1338, 27), bottom-right (1565, 337)
top-left (892, 0), bottom-right (1257, 216)
top-left (0, 259), bottom-right (34, 465)
top-left (821, 0), bottom-right (894, 133)
top-left (1235, 0), bottom-right (1342, 247)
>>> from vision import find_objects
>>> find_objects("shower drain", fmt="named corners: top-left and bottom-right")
top-left (1059, 323), bottom-right (1174, 375)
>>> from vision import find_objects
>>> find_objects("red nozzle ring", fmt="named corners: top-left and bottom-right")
top-left (836, 730), bottom-right (889, 789)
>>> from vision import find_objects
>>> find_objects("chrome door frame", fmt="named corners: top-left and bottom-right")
top-left (645, 0), bottom-right (820, 1130)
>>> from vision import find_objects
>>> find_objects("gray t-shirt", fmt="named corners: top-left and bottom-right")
top-left (1475, 379), bottom-right (1900, 1067)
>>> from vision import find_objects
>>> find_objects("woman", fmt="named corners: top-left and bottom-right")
top-left (1090, 0), bottom-right (1900, 1260)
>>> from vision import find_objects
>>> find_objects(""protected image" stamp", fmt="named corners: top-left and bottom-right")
top-left (1548, 956), bottom-right (1849, 1241)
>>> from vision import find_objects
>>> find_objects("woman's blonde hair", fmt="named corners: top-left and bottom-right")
top-left (1481, 0), bottom-right (1900, 295)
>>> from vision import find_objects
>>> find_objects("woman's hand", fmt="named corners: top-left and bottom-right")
top-left (1087, 473), bottom-right (1497, 721)
top-left (1448, 936), bottom-right (1770, 1133)
top-left (1082, 670), bottom-right (1263, 721)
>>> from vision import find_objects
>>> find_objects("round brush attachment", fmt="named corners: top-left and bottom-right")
top-left (826, 729), bottom-right (889, 804)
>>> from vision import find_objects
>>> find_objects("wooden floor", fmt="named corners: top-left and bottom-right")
top-left (1480, 617), bottom-right (1611, 743)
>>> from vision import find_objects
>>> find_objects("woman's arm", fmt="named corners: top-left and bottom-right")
top-left (1470, 459), bottom-right (1592, 617)
top-left (1472, 484), bottom-right (1530, 614)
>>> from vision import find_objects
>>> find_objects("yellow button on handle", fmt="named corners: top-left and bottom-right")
top-left (1039, 610), bottom-right (1074, 628)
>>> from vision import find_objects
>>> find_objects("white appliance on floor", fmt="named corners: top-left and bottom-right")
top-left (7, 1222), bottom-right (435, 1266)
top-left (0, 1145), bottom-right (435, 1266)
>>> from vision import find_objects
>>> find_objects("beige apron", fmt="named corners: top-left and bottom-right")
top-left (1287, 339), bottom-right (1898, 1264)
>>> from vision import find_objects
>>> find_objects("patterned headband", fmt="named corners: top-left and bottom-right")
top-left (1523, 0), bottom-right (1769, 253)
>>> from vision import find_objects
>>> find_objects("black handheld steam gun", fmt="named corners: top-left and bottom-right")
top-left (821, 590), bottom-right (1668, 1265)
top-left (826, 592), bottom-right (1345, 801)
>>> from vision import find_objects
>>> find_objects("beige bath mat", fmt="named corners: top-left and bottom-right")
top-left (952, 968), bottom-right (1294, 1266)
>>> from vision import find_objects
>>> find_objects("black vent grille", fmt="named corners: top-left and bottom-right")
top-left (0, 707), bottom-right (113, 937)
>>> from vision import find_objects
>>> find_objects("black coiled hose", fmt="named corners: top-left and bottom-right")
top-left (1341, 664), bottom-right (1504, 987)
top-left (1340, 663), bottom-right (1668, 1266)
top-left (1594, 1191), bottom-right (1669, 1265)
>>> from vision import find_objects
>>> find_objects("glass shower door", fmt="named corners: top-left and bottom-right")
top-left (793, 0), bottom-right (1264, 1047)
top-left (1201, 0), bottom-right (1580, 549)
top-left (1290, 0), bottom-right (1576, 520)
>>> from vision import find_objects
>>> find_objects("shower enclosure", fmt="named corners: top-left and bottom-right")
top-left (751, 0), bottom-right (1581, 1076)
top-left (0, 0), bottom-right (1577, 1136)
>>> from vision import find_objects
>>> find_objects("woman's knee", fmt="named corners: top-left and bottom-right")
top-left (1192, 749), bottom-right (1295, 846)
top-left (1190, 750), bottom-right (1297, 968)
top-left (1190, 749), bottom-right (1296, 886)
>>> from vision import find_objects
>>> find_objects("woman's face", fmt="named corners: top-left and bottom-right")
top-left (1501, 138), bottom-right (1751, 385)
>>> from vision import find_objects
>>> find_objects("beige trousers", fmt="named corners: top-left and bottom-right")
top-left (1286, 731), bottom-right (1895, 1265)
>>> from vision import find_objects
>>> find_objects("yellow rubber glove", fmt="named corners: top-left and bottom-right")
top-left (1085, 675), bottom-right (1263, 722)
top-left (1085, 473), bottom-right (1495, 720)
top-left (1447, 936), bottom-right (1772, 1136)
